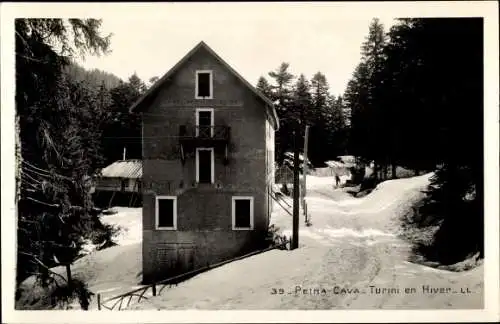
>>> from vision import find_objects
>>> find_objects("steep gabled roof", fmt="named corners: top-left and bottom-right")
top-left (129, 41), bottom-right (279, 130)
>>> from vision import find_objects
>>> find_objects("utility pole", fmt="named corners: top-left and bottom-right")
top-left (292, 128), bottom-right (300, 250)
top-left (302, 125), bottom-right (310, 222)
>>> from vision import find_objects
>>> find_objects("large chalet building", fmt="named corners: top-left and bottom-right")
top-left (129, 41), bottom-right (279, 283)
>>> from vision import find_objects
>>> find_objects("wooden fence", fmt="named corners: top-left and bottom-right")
top-left (96, 242), bottom-right (288, 310)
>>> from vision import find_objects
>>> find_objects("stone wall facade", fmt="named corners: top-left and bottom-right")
top-left (141, 45), bottom-right (275, 283)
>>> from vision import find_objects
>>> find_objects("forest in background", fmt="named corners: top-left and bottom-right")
top-left (15, 17), bottom-right (484, 309)
top-left (340, 18), bottom-right (483, 266)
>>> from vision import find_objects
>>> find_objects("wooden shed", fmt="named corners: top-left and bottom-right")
top-left (94, 159), bottom-right (142, 207)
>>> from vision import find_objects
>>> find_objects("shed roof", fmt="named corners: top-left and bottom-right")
top-left (100, 160), bottom-right (142, 179)
top-left (326, 159), bottom-right (355, 169)
top-left (337, 155), bottom-right (356, 164)
top-left (325, 160), bottom-right (345, 168)
top-left (129, 41), bottom-right (279, 130)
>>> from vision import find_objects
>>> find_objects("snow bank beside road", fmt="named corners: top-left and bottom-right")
top-left (306, 173), bottom-right (432, 213)
top-left (128, 172), bottom-right (484, 310)
top-left (133, 173), bottom-right (481, 310)
top-left (17, 173), bottom-right (484, 312)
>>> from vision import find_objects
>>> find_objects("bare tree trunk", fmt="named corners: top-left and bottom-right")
top-left (372, 161), bottom-right (378, 180)
top-left (66, 264), bottom-right (72, 288)
top-left (391, 162), bottom-right (397, 179)
top-left (376, 161), bottom-right (383, 180)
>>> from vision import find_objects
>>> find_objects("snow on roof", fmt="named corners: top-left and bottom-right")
top-left (284, 152), bottom-right (310, 162)
top-left (100, 160), bottom-right (142, 179)
top-left (337, 155), bottom-right (356, 164)
top-left (325, 160), bottom-right (345, 168)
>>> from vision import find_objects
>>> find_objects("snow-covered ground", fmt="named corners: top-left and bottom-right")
top-left (16, 207), bottom-right (143, 310)
top-left (16, 173), bottom-right (484, 310)
top-left (81, 207), bottom-right (144, 301)
top-left (126, 173), bottom-right (483, 310)
top-left (100, 207), bottom-right (142, 246)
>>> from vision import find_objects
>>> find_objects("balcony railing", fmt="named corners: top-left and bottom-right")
top-left (179, 125), bottom-right (230, 142)
top-left (178, 125), bottom-right (231, 164)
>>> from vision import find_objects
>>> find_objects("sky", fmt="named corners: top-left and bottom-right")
top-left (75, 3), bottom-right (398, 97)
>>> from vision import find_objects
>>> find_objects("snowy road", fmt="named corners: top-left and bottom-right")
top-left (129, 174), bottom-right (483, 310)
top-left (15, 174), bottom-right (484, 311)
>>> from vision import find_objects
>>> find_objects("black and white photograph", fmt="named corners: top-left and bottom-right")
top-left (1, 2), bottom-right (499, 323)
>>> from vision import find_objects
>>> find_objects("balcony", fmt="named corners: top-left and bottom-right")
top-left (179, 125), bottom-right (230, 143)
top-left (178, 125), bottom-right (231, 165)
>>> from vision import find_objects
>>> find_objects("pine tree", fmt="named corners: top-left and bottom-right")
top-left (310, 72), bottom-right (329, 111)
top-left (399, 18), bottom-right (484, 264)
top-left (347, 18), bottom-right (484, 263)
top-left (363, 18), bottom-right (389, 178)
top-left (268, 63), bottom-right (295, 162)
top-left (291, 74), bottom-right (313, 125)
top-left (361, 18), bottom-right (388, 77)
top-left (256, 76), bottom-right (273, 99)
top-left (322, 94), bottom-right (347, 159)
top-left (268, 62), bottom-right (295, 107)
top-left (343, 18), bottom-right (389, 178)
top-left (149, 76), bottom-right (160, 87)
top-left (128, 73), bottom-right (147, 94)
top-left (308, 72), bottom-right (332, 164)
top-left (285, 74), bottom-right (311, 161)
top-left (18, 74), bottom-right (107, 309)
top-left (344, 61), bottom-right (371, 161)
top-left (100, 74), bottom-right (145, 164)
top-left (16, 18), bottom-right (111, 309)
top-left (334, 96), bottom-right (347, 129)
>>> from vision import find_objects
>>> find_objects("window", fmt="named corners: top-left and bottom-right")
top-left (195, 70), bottom-right (213, 99)
top-left (232, 196), bottom-right (254, 230)
top-left (155, 196), bottom-right (177, 230)
top-left (196, 147), bottom-right (214, 184)
top-left (196, 108), bottom-right (214, 137)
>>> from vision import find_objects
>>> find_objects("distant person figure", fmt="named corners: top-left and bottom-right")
top-left (335, 174), bottom-right (341, 188)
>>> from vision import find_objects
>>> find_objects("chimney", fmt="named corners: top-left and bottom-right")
top-left (123, 147), bottom-right (127, 161)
